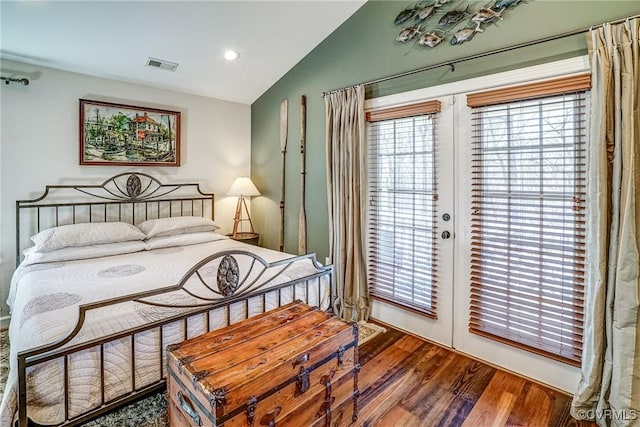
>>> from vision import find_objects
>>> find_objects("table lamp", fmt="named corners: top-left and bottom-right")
top-left (227, 176), bottom-right (260, 238)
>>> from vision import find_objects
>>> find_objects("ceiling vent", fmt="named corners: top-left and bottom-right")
top-left (146, 57), bottom-right (178, 72)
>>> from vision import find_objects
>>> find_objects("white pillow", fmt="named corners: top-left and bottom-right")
top-left (145, 231), bottom-right (227, 250)
top-left (137, 216), bottom-right (220, 239)
top-left (31, 222), bottom-right (146, 253)
top-left (22, 240), bottom-right (146, 265)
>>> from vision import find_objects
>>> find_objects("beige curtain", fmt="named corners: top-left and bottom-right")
top-left (325, 85), bottom-right (370, 322)
top-left (572, 18), bottom-right (640, 426)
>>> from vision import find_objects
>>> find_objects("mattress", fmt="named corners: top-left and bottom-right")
top-left (0, 237), bottom-right (330, 425)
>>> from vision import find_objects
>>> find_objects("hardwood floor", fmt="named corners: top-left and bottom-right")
top-left (355, 324), bottom-right (595, 427)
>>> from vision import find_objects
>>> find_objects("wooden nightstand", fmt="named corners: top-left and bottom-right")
top-left (227, 232), bottom-right (260, 246)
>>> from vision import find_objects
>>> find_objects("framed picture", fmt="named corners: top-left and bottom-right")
top-left (79, 99), bottom-right (181, 166)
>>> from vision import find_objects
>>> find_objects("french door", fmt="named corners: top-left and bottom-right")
top-left (365, 57), bottom-right (589, 392)
top-left (366, 98), bottom-right (456, 348)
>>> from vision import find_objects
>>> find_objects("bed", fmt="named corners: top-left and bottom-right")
top-left (1, 173), bottom-right (334, 427)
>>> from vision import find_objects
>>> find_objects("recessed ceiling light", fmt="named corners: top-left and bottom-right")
top-left (224, 50), bottom-right (240, 61)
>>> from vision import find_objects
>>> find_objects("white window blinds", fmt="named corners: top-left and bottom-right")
top-left (366, 101), bottom-right (440, 318)
top-left (467, 74), bottom-right (589, 364)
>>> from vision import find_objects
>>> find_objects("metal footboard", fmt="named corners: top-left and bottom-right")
top-left (16, 251), bottom-right (334, 427)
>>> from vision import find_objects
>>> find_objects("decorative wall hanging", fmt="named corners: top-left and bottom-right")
top-left (79, 99), bottom-right (180, 166)
top-left (394, 0), bottom-right (525, 49)
top-left (279, 99), bottom-right (288, 252)
top-left (298, 95), bottom-right (307, 255)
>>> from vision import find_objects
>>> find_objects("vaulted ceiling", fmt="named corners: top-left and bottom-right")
top-left (1, 1), bottom-right (365, 104)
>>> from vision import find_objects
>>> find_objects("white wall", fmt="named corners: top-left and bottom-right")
top-left (0, 60), bottom-right (251, 320)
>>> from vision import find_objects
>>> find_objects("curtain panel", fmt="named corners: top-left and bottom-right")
top-left (325, 85), bottom-right (370, 321)
top-left (572, 18), bottom-right (640, 427)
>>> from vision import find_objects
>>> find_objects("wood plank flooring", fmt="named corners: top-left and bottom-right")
top-left (355, 324), bottom-right (594, 427)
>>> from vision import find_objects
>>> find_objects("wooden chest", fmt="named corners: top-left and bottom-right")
top-left (166, 301), bottom-right (360, 426)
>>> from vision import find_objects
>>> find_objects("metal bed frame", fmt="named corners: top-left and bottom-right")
top-left (12, 173), bottom-right (334, 427)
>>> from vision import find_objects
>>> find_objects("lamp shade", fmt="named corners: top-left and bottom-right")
top-left (227, 176), bottom-right (260, 197)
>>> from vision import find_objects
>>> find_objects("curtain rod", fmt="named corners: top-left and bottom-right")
top-left (1, 76), bottom-right (29, 86)
top-left (322, 12), bottom-right (640, 97)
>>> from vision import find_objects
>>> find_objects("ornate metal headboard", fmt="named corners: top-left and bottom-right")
top-left (16, 173), bottom-right (215, 266)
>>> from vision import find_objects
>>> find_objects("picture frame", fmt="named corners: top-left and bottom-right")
top-left (79, 99), bottom-right (181, 166)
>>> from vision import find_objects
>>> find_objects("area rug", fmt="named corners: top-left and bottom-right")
top-left (357, 320), bottom-right (387, 345)
top-left (0, 322), bottom-right (385, 426)
top-left (0, 330), bottom-right (8, 404)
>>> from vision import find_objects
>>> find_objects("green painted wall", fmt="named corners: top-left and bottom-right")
top-left (251, 0), bottom-right (639, 262)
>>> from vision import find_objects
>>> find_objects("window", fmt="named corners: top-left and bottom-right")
top-left (366, 101), bottom-right (440, 318)
top-left (467, 74), bottom-right (589, 364)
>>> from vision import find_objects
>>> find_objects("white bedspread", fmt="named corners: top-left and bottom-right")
top-left (0, 239), bottom-right (330, 425)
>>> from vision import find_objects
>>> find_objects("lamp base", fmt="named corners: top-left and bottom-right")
top-left (232, 196), bottom-right (256, 237)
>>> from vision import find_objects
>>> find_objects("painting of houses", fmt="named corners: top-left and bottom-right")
top-left (80, 99), bottom-right (180, 166)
